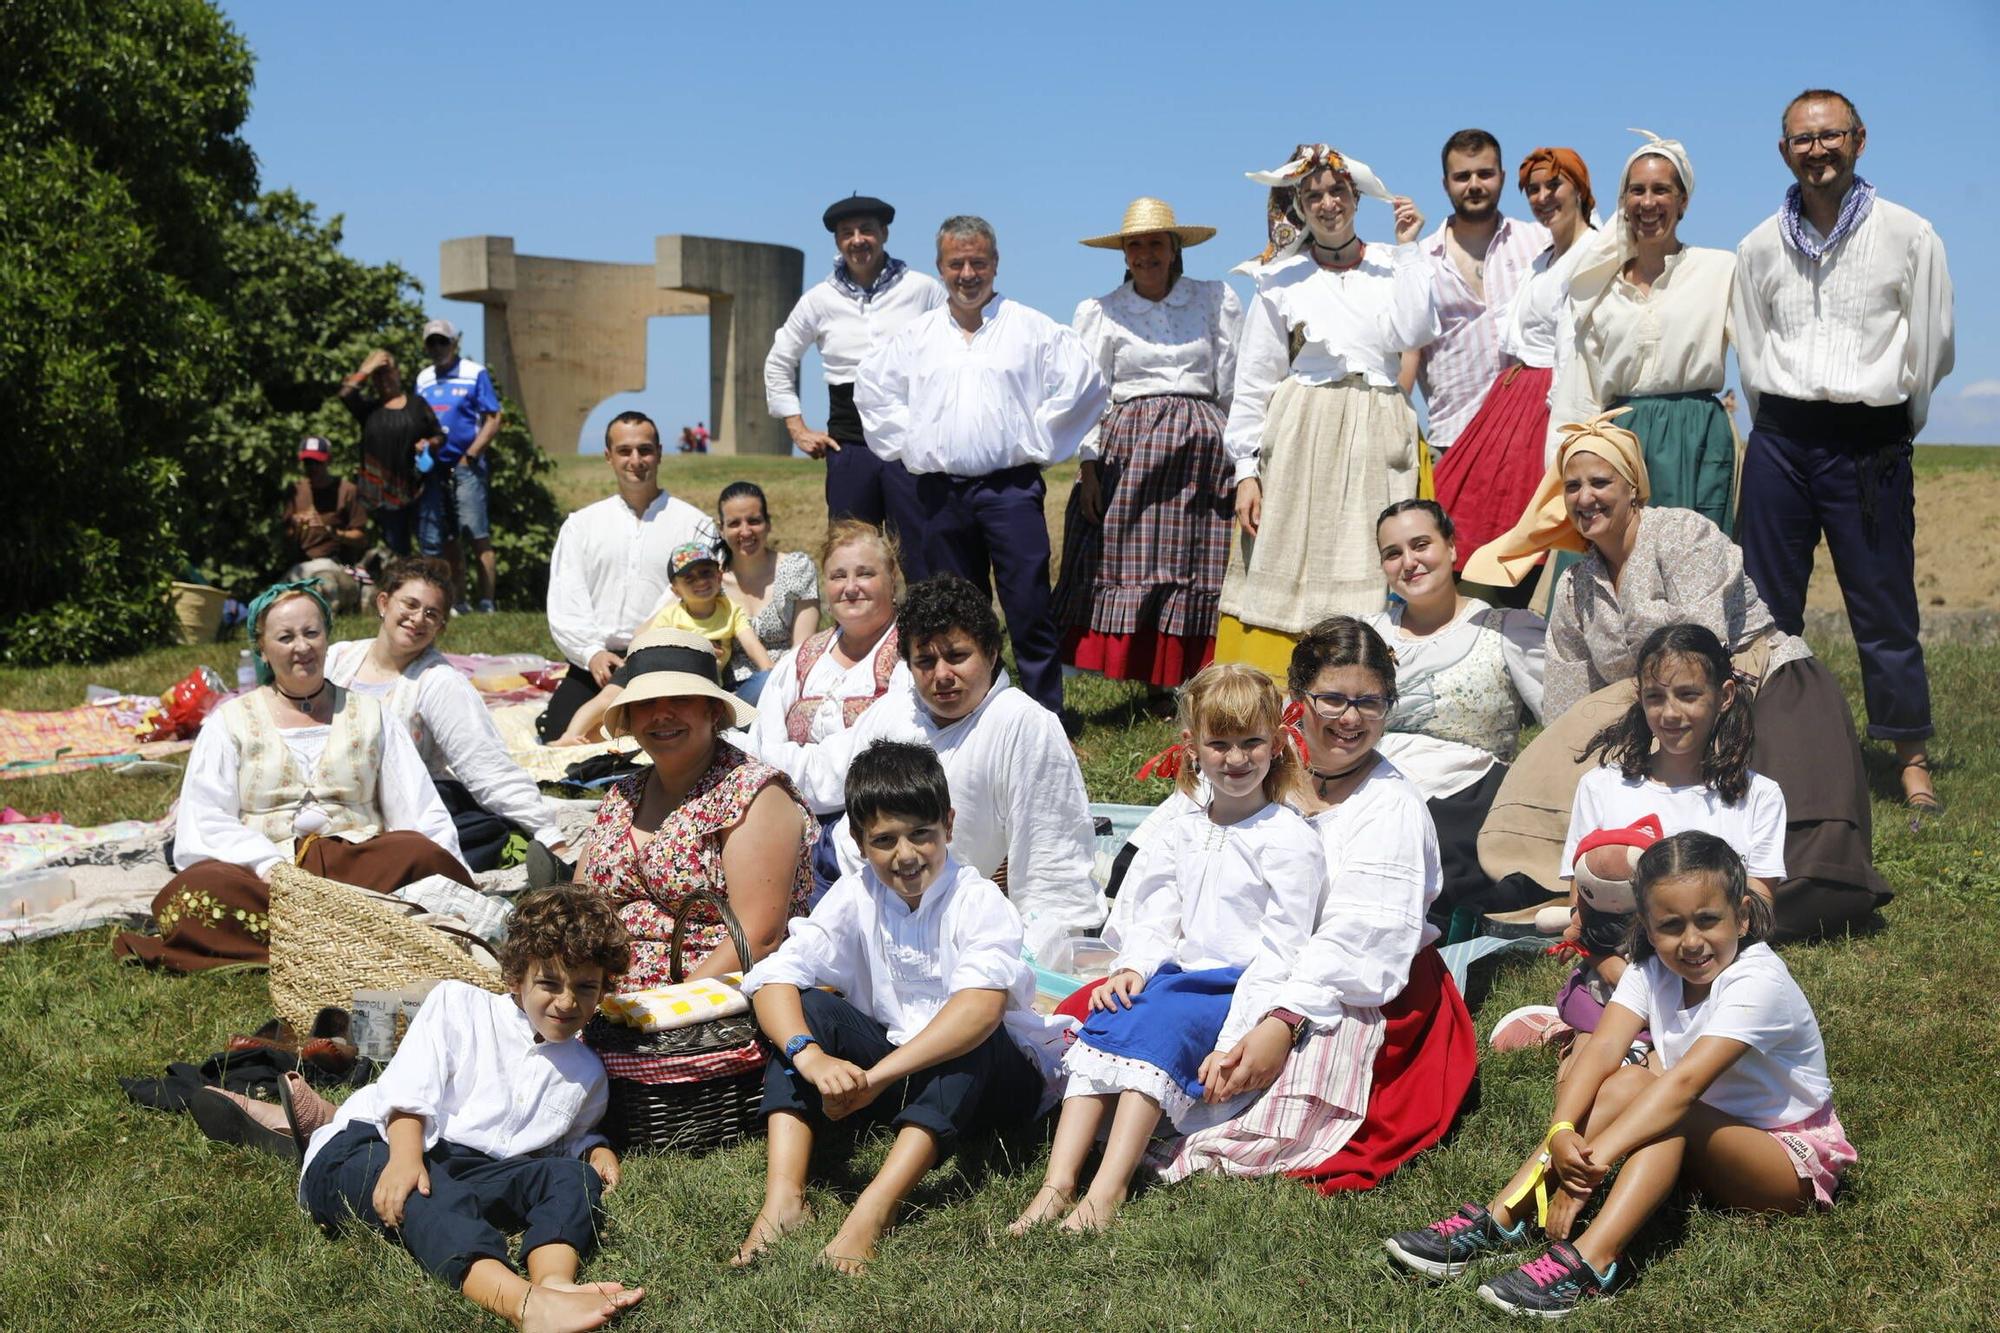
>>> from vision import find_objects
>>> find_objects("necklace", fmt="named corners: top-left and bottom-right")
top-left (1311, 236), bottom-right (1364, 270)
top-left (271, 679), bottom-right (329, 715)
top-left (1307, 753), bottom-right (1375, 800)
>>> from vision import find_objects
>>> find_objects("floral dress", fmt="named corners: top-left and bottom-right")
top-left (575, 741), bottom-right (815, 991)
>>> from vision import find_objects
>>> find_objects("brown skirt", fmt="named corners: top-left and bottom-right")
top-left (113, 830), bottom-right (472, 973)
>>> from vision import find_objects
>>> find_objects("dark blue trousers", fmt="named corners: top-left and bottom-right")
top-left (910, 463), bottom-right (1064, 714)
top-left (301, 1122), bottom-right (603, 1289)
top-left (1738, 396), bottom-right (1931, 741)
top-left (837, 441), bottom-right (931, 583)
top-left (761, 988), bottom-right (1043, 1151)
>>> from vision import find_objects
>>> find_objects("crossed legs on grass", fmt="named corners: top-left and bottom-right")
top-left (1010, 1089), bottom-right (1163, 1235)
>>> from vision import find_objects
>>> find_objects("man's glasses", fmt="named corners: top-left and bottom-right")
top-left (1302, 691), bottom-right (1392, 721)
top-left (1786, 128), bottom-right (1854, 153)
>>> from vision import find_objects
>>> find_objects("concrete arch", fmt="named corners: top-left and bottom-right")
top-left (440, 233), bottom-right (803, 456)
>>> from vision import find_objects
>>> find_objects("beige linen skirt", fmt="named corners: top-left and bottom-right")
top-left (1218, 376), bottom-right (1418, 636)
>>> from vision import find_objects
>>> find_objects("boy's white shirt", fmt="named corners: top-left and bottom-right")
top-left (297, 980), bottom-right (608, 1194)
top-left (740, 855), bottom-right (1074, 1084)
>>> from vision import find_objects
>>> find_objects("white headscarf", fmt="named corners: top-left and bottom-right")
top-left (1238, 144), bottom-right (1396, 272)
top-left (1566, 129), bottom-right (1696, 306)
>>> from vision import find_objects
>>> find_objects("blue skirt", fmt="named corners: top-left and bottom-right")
top-left (1071, 964), bottom-right (1243, 1108)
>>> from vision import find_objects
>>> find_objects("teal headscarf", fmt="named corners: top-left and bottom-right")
top-left (246, 581), bottom-right (334, 686)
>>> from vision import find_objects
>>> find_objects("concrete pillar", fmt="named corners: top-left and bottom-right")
top-left (657, 235), bottom-right (804, 457)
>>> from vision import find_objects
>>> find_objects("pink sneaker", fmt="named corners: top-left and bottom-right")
top-left (1487, 1005), bottom-right (1569, 1052)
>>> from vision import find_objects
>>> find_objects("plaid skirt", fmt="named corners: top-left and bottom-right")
top-left (1052, 394), bottom-right (1233, 639)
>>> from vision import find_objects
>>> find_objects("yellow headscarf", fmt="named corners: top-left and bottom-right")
top-left (1462, 409), bottom-right (1652, 587)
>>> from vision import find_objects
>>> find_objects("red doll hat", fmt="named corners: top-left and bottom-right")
top-left (1572, 814), bottom-right (1664, 915)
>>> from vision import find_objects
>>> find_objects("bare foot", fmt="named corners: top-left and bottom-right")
top-left (731, 1197), bottom-right (813, 1268)
top-left (819, 1207), bottom-right (890, 1275)
top-left (518, 1281), bottom-right (644, 1333)
top-left (1058, 1192), bottom-right (1122, 1234)
top-left (547, 736), bottom-right (586, 749)
top-left (1007, 1183), bottom-right (1076, 1236)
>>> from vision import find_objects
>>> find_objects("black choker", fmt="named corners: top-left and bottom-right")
top-left (1312, 237), bottom-right (1361, 261)
top-left (272, 680), bottom-right (329, 714)
top-left (1308, 756), bottom-right (1373, 787)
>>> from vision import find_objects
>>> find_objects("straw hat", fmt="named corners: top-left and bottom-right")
top-left (1080, 197), bottom-right (1217, 249)
top-left (603, 629), bottom-right (757, 735)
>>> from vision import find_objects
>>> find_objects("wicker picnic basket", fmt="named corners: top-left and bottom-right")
top-left (586, 888), bottom-right (768, 1155)
top-left (266, 861), bottom-right (502, 1034)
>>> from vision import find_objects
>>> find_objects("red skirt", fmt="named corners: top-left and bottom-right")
top-left (1063, 625), bottom-right (1216, 690)
top-left (1430, 365), bottom-right (1553, 571)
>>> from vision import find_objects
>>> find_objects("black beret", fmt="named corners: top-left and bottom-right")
top-left (822, 194), bottom-right (894, 231)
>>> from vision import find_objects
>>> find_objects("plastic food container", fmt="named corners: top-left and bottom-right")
top-left (1, 870), bottom-right (76, 920)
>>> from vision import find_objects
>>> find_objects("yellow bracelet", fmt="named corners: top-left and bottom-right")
top-left (1499, 1121), bottom-right (1581, 1230)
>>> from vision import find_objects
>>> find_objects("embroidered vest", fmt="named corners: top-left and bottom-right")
top-left (1387, 609), bottom-right (1527, 760)
top-left (784, 627), bottom-right (900, 744)
top-left (222, 688), bottom-right (386, 845)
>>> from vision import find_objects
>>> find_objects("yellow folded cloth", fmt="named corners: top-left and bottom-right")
top-left (601, 975), bottom-right (748, 1032)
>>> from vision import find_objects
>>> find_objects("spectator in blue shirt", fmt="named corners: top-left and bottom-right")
top-left (414, 318), bottom-right (504, 613)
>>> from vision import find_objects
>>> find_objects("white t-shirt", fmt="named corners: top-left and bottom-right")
top-left (1608, 944), bottom-right (1832, 1127)
top-left (1562, 766), bottom-right (1787, 882)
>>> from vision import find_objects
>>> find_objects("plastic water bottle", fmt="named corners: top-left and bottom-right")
top-left (236, 649), bottom-right (256, 691)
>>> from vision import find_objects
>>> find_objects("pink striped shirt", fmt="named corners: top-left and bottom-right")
top-left (1415, 214), bottom-right (1551, 449)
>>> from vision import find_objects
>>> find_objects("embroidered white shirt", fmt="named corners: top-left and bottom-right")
top-left (1070, 277), bottom-right (1243, 459)
top-left (763, 264), bottom-right (947, 417)
top-left (545, 491), bottom-right (718, 668)
top-left (1732, 196), bottom-right (1954, 435)
top-left (855, 295), bottom-right (1111, 476)
top-left (740, 642), bottom-right (913, 815)
top-left (1416, 215), bottom-right (1551, 448)
top-left (299, 981), bottom-right (609, 1189)
top-left (1364, 600), bottom-right (1547, 799)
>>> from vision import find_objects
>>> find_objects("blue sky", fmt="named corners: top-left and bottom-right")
top-left (221, 0), bottom-right (1998, 448)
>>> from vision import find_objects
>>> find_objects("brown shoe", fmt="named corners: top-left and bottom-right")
top-left (280, 1071), bottom-right (337, 1142)
top-left (190, 1086), bottom-right (297, 1160)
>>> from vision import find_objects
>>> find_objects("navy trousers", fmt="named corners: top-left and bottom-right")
top-left (760, 988), bottom-right (1043, 1151)
top-left (909, 463), bottom-right (1064, 714)
top-left (1738, 396), bottom-right (1931, 741)
top-left (301, 1122), bottom-right (604, 1289)
top-left (838, 441), bottom-right (931, 583)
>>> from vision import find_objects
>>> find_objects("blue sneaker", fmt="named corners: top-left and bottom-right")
top-left (1477, 1241), bottom-right (1622, 1317)
top-left (1383, 1203), bottom-right (1532, 1279)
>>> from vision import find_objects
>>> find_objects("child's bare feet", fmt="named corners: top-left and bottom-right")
top-left (820, 1201), bottom-right (893, 1275)
top-left (1058, 1191), bottom-right (1123, 1233)
top-left (517, 1281), bottom-right (644, 1333)
top-left (1007, 1183), bottom-right (1076, 1236)
top-left (731, 1195), bottom-right (813, 1268)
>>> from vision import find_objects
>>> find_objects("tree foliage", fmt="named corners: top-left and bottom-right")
top-left (0, 0), bottom-right (559, 665)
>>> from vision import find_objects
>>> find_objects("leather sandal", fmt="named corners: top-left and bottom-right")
top-left (279, 1071), bottom-right (336, 1143)
top-left (1899, 756), bottom-right (1945, 815)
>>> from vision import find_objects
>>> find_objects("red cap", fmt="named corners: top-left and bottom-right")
top-left (298, 435), bottom-right (333, 462)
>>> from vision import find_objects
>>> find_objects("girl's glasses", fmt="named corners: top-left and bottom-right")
top-left (1303, 691), bottom-right (1391, 721)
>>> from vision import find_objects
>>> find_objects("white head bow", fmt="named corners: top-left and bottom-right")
top-left (1239, 144), bottom-right (1395, 272)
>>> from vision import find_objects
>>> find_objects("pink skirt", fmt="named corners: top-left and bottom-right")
top-left (1766, 1100), bottom-right (1856, 1209)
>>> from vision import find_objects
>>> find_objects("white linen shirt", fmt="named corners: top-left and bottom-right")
top-left (1112, 799), bottom-right (1325, 984)
top-left (748, 671), bottom-right (1102, 956)
top-left (1548, 246), bottom-right (1734, 459)
top-left (1732, 196), bottom-right (1954, 435)
top-left (1218, 760), bottom-right (1441, 1049)
top-left (1609, 944), bottom-right (1833, 1127)
top-left (1499, 238), bottom-right (1593, 371)
top-left (324, 640), bottom-right (562, 845)
top-left (1416, 215), bottom-right (1550, 448)
top-left (741, 857), bottom-right (1073, 1080)
top-left (174, 695), bottom-right (462, 878)
top-left (741, 642), bottom-right (914, 815)
top-left (1225, 245), bottom-right (1441, 482)
top-left (854, 295), bottom-right (1111, 476)
top-left (1069, 277), bottom-right (1243, 460)
top-left (299, 981), bottom-right (609, 1190)
top-left (545, 491), bottom-right (718, 669)
top-left (763, 263), bottom-right (947, 417)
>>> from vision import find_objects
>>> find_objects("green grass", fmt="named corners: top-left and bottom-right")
top-left (3, 458), bottom-right (1999, 1329)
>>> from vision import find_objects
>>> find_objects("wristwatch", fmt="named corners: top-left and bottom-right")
top-left (781, 1033), bottom-right (819, 1068)
top-left (1266, 1007), bottom-right (1310, 1045)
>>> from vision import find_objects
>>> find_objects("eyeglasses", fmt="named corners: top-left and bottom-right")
top-left (1302, 691), bottom-right (1392, 721)
top-left (1786, 128), bottom-right (1855, 153)
top-left (390, 596), bottom-right (446, 625)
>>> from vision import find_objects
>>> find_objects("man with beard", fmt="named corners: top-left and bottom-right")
top-left (764, 195), bottom-right (944, 558)
top-left (855, 216), bottom-right (1109, 720)
top-left (1411, 129), bottom-right (1550, 454)
top-left (1733, 88), bottom-right (1955, 813)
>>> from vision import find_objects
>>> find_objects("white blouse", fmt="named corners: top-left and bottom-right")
top-left (1225, 244), bottom-right (1441, 482)
top-left (742, 857), bottom-right (1072, 1081)
top-left (1112, 800), bottom-right (1326, 984)
top-left (174, 695), bottom-right (461, 877)
top-left (742, 637), bottom-right (913, 814)
top-left (1070, 277), bottom-right (1243, 459)
top-left (1499, 239), bottom-right (1591, 372)
top-left (1548, 245), bottom-right (1734, 454)
top-left (1218, 760), bottom-right (1441, 1049)
top-left (299, 981), bottom-right (609, 1187)
top-left (1733, 196), bottom-right (1955, 435)
top-left (1364, 600), bottom-right (1547, 800)
top-left (324, 640), bottom-right (561, 845)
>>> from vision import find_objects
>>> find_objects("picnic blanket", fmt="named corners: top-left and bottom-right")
top-left (489, 702), bottom-right (632, 784)
top-left (0, 809), bottom-right (177, 944)
top-left (0, 696), bottom-right (192, 780)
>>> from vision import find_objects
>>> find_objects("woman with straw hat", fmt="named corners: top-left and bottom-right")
top-left (1051, 198), bottom-right (1243, 696)
top-left (1217, 145), bottom-right (1439, 675)
top-left (572, 628), bottom-right (815, 991)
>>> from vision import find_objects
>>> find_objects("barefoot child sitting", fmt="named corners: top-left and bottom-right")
top-left (1384, 831), bottom-right (1854, 1317)
top-left (1011, 663), bottom-right (1324, 1234)
top-left (297, 888), bottom-right (646, 1331)
top-left (736, 739), bottom-right (1068, 1271)
top-left (552, 542), bottom-right (772, 744)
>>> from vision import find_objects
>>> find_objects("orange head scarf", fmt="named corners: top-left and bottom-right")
top-left (1516, 147), bottom-right (1594, 219)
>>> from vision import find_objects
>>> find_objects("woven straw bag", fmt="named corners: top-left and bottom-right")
top-left (267, 861), bottom-right (502, 1033)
